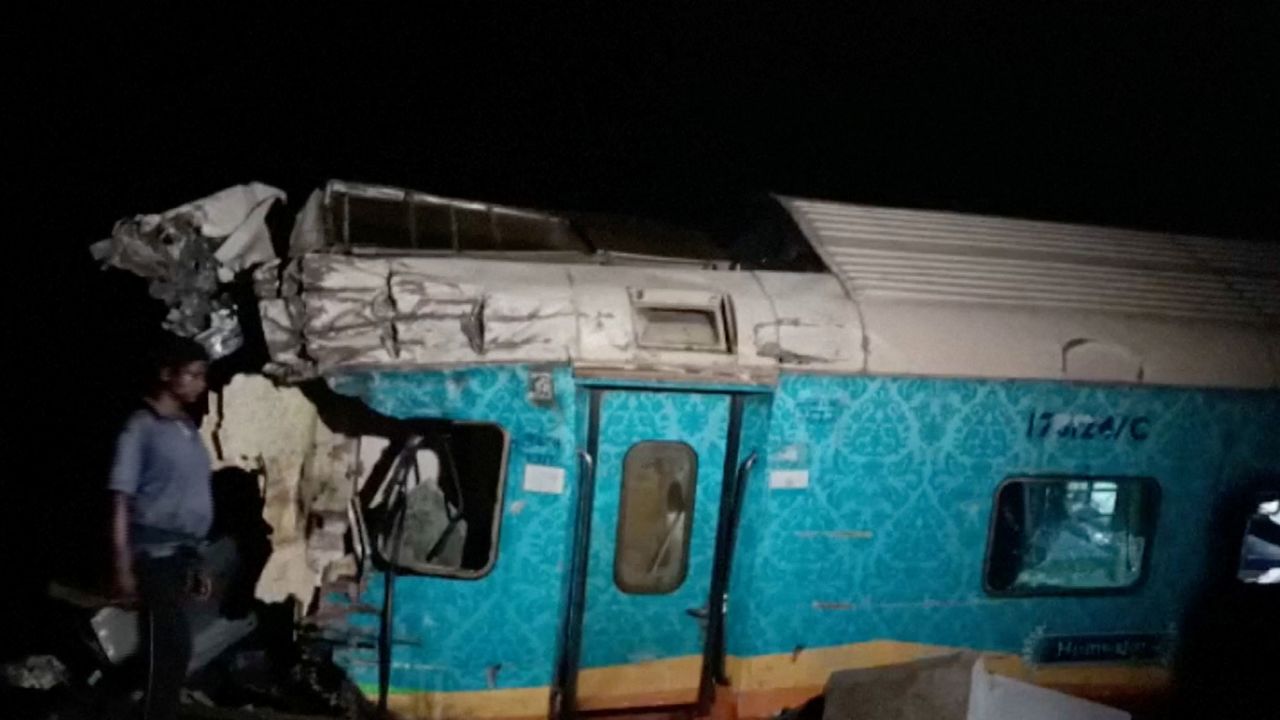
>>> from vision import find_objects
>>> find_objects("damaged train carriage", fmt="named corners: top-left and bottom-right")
top-left (219, 182), bottom-right (1279, 719)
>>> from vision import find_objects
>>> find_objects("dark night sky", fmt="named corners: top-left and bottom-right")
top-left (26, 5), bottom-right (1280, 241)
top-left (6, 5), bottom-right (1278, 604)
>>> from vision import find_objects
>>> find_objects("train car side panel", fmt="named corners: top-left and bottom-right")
top-left (330, 365), bottom-right (580, 718)
top-left (727, 374), bottom-right (1279, 715)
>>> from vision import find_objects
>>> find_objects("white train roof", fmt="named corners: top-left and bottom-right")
top-left (781, 196), bottom-right (1279, 389)
top-left (255, 187), bottom-right (1278, 389)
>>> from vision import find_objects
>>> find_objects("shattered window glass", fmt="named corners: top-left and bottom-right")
top-left (615, 442), bottom-right (698, 594)
top-left (364, 423), bottom-right (509, 578)
top-left (1237, 494), bottom-right (1280, 585)
top-left (411, 202), bottom-right (458, 249)
top-left (986, 477), bottom-right (1157, 594)
top-left (341, 194), bottom-right (421, 249)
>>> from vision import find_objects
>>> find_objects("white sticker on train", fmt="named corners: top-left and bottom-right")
top-left (523, 464), bottom-right (566, 494)
top-left (770, 469), bottom-right (810, 490)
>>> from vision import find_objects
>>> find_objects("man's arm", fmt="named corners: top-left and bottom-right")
top-left (108, 414), bottom-right (145, 601)
top-left (111, 491), bottom-right (136, 599)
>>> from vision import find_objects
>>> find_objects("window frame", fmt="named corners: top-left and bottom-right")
top-left (613, 440), bottom-right (700, 595)
top-left (628, 287), bottom-right (736, 354)
top-left (982, 474), bottom-right (1161, 598)
top-left (372, 421), bottom-right (511, 581)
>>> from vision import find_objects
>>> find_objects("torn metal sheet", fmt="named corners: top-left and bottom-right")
top-left (90, 182), bottom-right (285, 358)
top-left (289, 189), bottom-right (325, 256)
top-left (204, 183), bottom-right (288, 279)
top-left (253, 254), bottom-right (862, 381)
top-left (200, 374), bottom-right (376, 604)
top-left (197, 306), bottom-right (244, 361)
top-left (200, 371), bottom-right (515, 612)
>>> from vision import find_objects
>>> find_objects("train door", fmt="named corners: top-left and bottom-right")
top-left (570, 388), bottom-right (734, 712)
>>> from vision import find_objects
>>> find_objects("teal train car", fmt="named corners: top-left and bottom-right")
top-left (249, 182), bottom-right (1280, 718)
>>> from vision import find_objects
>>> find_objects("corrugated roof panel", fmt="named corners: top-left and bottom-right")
top-left (786, 197), bottom-right (1278, 323)
top-left (781, 196), bottom-right (1279, 388)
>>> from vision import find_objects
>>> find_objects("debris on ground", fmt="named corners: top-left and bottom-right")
top-left (781, 651), bottom-right (1132, 720)
top-left (967, 658), bottom-right (1130, 720)
top-left (820, 650), bottom-right (978, 720)
top-left (2, 655), bottom-right (69, 691)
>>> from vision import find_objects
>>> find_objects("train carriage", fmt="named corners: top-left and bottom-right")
top-left (242, 182), bottom-right (1279, 719)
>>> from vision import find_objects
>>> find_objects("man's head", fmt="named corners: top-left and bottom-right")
top-left (151, 335), bottom-right (209, 404)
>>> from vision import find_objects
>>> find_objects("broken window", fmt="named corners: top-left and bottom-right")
top-left (1236, 494), bottom-right (1280, 585)
top-left (326, 181), bottom-right (589, 253)
top-left (614, 441), bottom-right (698, 594)
top-left (318, 180), bottom-right (775, 266)
top-left (356, 422), bottom-right (509, 578)
top-left (985, 476), bottom-right (1158, 594)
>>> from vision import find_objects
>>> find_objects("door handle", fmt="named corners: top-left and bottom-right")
top-left (730, 452), bottom-right (758, 535)
top-left (686, 606), bottom-right (709, 621)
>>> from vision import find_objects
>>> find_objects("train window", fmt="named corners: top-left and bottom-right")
top-left (629, 288), bottom-right (732, 352)
top-left (985, 476), bottom-right (1158, 594)
top-left (1236, 494), bottom-right (1280, 584)
top-left (615, 441), bottom-right (698, 594)
top-left (638, 308), bottom-right (721, 348)
top-left (363, 423), bottom-right (510, 579)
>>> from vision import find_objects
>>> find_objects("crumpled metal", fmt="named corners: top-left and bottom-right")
top-left (90, 183), bottom-right (285, 358)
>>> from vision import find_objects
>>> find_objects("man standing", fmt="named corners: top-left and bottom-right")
top-left (109, 335), bottom-right (212, 720)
